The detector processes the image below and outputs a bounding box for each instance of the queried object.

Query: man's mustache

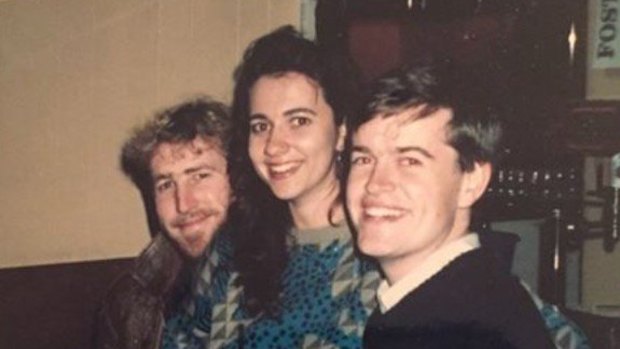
[171,209,220,227]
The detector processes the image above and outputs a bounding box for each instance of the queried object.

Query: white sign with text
[593,0,620,68]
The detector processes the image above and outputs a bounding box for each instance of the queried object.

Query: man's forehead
[353,106,453,145]
[152,136,225,162]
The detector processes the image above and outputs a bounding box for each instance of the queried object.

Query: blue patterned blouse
[162,225,380,349]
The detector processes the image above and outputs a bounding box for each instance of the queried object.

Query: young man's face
[347,106,487,282]
[150,136,231,258]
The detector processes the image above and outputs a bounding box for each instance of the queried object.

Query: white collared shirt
[376,233,481,313]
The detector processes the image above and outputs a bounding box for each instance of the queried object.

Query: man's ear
[336,124,347,152]
[458,162,492,208]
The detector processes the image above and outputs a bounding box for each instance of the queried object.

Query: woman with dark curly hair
[229,25,380,347]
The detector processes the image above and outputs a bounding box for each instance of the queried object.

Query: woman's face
[247,72,345,205]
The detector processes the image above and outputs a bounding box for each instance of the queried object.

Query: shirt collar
[376,233,480,313]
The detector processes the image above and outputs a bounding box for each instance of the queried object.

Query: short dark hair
[349,63,503,172]
[120,96,231,193]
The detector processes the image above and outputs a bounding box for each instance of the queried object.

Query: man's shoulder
[434,247,522,293]
[433,248,534,310]
[365,249,555,349]
[376,249,526,321]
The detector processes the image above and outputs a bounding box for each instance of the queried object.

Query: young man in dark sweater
[345,63,555,349]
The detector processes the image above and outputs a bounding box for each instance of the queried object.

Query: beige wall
[0,0,299,268]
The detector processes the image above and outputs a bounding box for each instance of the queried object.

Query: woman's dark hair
[228,25,360,316]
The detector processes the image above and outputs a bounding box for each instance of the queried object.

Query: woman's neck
[288,175,344,230]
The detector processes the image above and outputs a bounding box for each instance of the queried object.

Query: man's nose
[365,161,396,195]
[174,183,197,213]
[264,126,289,157]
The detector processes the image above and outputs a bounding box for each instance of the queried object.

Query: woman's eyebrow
[249,113,268,121]
[283,107,317,117]
[351,145,371,154]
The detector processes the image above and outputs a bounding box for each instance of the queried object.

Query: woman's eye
[250,121,270,134]
[351,155,371,166]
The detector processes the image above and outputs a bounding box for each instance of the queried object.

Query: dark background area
[0,259,132,349]
[317,0,586,167]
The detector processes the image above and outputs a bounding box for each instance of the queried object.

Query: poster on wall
[592,0,620,69]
